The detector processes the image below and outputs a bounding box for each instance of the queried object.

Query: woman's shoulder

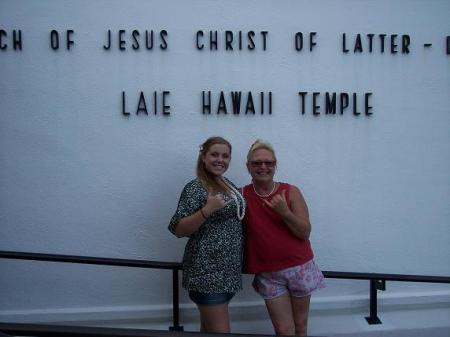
[278,182,291,189]
[279,183,306,204]
[279,182,298,189]
[181,178,205,193]
[241,183,253,192]
[185,178,200,187]
[278,182,302,195]
[223,176,240,189]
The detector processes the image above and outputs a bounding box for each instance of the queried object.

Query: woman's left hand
[264,185,311,240]
[263,189,290,216]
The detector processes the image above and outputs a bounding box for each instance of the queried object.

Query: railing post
[169,268,183,331]
[365,279,382,324]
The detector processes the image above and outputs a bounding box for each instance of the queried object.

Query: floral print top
[169,178,243,293]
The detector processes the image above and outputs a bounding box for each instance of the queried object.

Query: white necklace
[252,182,277,197]
[224,181,246,220]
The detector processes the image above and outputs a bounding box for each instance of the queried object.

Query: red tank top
[243,182,314,273]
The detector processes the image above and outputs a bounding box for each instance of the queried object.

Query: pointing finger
[263,199,272,208]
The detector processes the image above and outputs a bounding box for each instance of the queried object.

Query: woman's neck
[252,180,276,197]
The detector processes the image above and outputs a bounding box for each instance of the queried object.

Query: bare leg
[197,303,231,333]
[291,295,311,336]
[265,292,295,335]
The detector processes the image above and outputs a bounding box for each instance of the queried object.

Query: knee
[294,317,308,336]
[273,322,295,336]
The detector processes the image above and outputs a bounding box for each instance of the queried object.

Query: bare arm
[173,209,208,237]
[263,185,311,240]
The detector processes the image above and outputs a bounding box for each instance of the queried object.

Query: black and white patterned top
[169,178,244,293]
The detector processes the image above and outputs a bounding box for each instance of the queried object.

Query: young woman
[169,136,245,333]
[243,140,325,336]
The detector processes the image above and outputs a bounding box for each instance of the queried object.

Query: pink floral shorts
[253,259,326,299]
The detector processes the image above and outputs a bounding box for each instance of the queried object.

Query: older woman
[169,136,245,333]
[243,140,325,336]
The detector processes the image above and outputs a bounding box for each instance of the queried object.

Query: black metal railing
[0,251,183,331]
[1,250,449,332]
[322,270,450,324]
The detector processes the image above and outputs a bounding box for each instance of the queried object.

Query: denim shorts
[253,259,326,299]
[188,291,235,305]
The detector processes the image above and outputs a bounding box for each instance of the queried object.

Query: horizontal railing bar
[1,250,449,283]
[322,270,450,283]
[0,250,182,270]
[0,322,277,337]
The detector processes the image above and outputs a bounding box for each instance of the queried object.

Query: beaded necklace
[252,182,277,197]
[224,181,246,220]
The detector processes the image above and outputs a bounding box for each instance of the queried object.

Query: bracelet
[200,208,208,219]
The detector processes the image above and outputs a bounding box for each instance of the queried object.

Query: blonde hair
[247,139,277,162]
[197,136,232,193]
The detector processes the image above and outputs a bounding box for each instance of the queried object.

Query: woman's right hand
[203,192,231,217]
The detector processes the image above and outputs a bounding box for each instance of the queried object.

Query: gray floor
[35,302,450,337]
[62,315,450,337]
[331,327,450,337]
